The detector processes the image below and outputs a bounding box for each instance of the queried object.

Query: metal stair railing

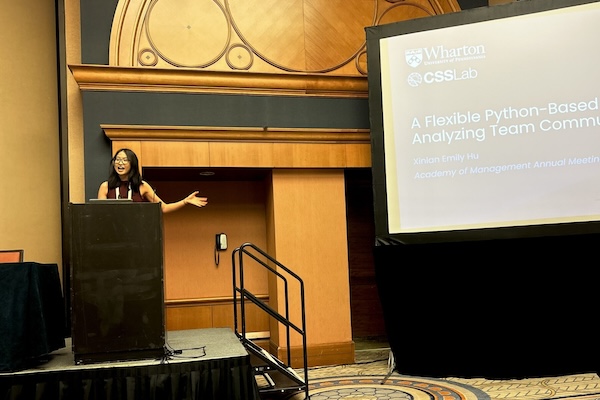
[232,242,309,399]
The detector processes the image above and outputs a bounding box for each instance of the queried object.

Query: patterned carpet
[270,348,600,400]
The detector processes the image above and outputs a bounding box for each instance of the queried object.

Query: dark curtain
[0,357,259,400]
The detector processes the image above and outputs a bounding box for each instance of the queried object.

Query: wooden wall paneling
[104,127,371,167]
[215,301,270,332]
[226,0,307,73]
[301,0,375,74]
[264,174,281,348]
[212,303,235,329]
[141,0,230,69]
[109,0,460,75]
[278,341,355,368]
[209,142,275,167]
[111,141,142,157]
[118,138,371,169]
[162,204,223,299]
[268,169,353,365]
[345,143,372,168]
[71,64,369,97]
[166,298,271,333]
[272,143,347,167]
[158,180,269,300]
[241,302,271,333]
[166,304,213,331]
[141,141,210,167]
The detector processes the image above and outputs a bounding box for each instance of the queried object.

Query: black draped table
[0,262,66,372]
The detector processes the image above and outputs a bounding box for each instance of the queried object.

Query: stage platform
[0,328,260,400]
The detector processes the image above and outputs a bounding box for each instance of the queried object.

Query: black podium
[69,202,166,364]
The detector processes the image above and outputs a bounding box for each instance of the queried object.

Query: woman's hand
[184,191,208,208]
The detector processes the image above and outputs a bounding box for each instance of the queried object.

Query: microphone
[150,185,159,203]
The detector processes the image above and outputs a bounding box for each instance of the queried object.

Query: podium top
[87,199,133,203]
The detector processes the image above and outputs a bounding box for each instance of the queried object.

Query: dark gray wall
[457,0,488,9]
[80,0,118,65]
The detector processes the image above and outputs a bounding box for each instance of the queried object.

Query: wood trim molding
[165,294,269,307]
[274,341,355,368]
[101,125,371,144]
[69,64,368,98]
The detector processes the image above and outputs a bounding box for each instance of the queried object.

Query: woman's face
[113,151,131,180]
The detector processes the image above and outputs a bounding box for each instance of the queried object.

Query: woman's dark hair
[107,148,143,192]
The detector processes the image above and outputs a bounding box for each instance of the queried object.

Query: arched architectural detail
[109,0,460,76]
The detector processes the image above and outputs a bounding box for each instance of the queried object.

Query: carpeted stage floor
[5,328,247,373]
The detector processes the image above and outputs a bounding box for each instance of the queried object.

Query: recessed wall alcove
[103,124,372,366]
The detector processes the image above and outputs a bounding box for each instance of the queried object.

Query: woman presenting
[97,148,208,213]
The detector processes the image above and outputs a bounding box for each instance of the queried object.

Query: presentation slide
[379,1,600,234]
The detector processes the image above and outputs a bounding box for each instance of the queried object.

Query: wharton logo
[406,44,486,67]
[405,49,423,68]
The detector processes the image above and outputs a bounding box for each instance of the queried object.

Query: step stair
[233,243,309,399]
[242,338,306,398]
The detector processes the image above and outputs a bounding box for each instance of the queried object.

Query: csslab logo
[407,68,478,87]
[407,73,422,87]
[405,49,423,68]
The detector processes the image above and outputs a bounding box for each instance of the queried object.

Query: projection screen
[366,0,600,243]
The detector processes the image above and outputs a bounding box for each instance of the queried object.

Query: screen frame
[366,0,600,244]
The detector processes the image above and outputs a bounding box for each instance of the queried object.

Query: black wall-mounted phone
[216,233,227,251]
[214,233,227,266]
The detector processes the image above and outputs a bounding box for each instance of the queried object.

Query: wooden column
[267,169,353,367]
